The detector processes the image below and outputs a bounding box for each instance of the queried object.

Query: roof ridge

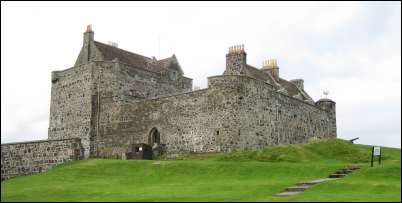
[94,41,152,60]
[157,56,174,62]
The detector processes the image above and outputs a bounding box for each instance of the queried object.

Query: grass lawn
[1,139,400,202]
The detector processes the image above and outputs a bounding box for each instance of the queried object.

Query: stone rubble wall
[48,63,94,158]
[48,61,192,157]
[94,85,233,157]
[93,75,336,157]
[234,75,336,149]
[1,138,83,181]
[89,61,192,156]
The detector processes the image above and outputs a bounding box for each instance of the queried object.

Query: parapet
[51,71,61,83]
[316,98,336,113]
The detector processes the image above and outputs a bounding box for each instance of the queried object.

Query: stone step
[276,167,360,197]
[285,185,310,192]
[296,178,333,186]
[347,165,360,170]
[276,191,301,196]
[335,169,353,174]
[329,173,347,178]
[295,182,318,186]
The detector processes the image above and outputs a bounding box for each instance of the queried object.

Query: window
[170,71,177,80]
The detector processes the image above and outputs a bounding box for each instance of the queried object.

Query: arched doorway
[148,127,160,147]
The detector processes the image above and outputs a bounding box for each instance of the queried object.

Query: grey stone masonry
[94,74,335,157]
[1,138,83,181]
[1,26,337,179]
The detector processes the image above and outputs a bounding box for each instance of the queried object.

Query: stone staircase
[276,165,360,196]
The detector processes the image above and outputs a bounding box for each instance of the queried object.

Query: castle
[1,25,336,180]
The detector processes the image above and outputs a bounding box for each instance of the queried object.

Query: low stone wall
[1,138,83,181]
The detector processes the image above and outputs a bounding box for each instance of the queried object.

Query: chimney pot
[86,24,92,32]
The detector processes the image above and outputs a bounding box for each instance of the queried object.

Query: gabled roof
[94,41,180,73]
[278,78,303,98]
[243,63,314,102]
[245,65,281,89]
[157,54,183,74]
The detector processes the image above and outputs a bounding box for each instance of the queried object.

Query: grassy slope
[1,139,400,202]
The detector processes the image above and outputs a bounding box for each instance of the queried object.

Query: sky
[1,1,401,148]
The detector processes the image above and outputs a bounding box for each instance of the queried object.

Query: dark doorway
[148,127,160,147]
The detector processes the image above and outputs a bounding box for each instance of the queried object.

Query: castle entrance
[148,127,160,147]
[148,127,162,158]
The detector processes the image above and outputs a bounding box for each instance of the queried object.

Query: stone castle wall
[91,61,192,157]
[225,75,336,149]
[49,63,94,158]
[48,60,192,157]
[1,138,83,181]
[92,75,336,157]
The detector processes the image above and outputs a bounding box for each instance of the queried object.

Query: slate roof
[245,65,280,87]
[244,63,313,102]
[93,40,312,102]
[157,55,183,74]
[94,41,179,73]
[245,65,271,81]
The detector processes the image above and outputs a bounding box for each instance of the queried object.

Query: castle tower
[49,25,97,159]
[224,44,247,75]
[316,98,337,137]
[315,98,336,114]
[261,59,279,80]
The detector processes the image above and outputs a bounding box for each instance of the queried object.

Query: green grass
[1,139,400,202]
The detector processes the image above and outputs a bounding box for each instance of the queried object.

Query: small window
[216,130,219,135]
[170,71,178,80]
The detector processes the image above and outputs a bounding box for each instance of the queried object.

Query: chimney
[224,44,247,75]
[74,24,97,66]
[83,25,94,61]
[261,58,279,80]
[84,25,94,45]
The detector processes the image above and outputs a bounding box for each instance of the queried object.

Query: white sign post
[371,146,381,167]
[373,147,381,156]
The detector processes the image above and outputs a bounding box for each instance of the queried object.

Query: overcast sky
[1,1,401,148]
